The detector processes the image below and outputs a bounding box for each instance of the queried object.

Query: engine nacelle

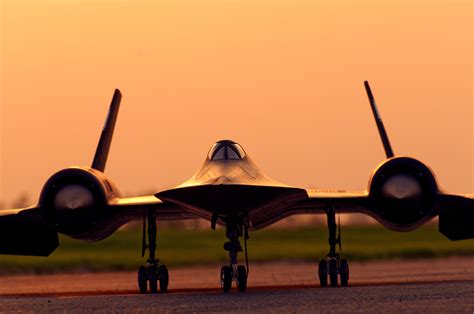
[368,157,439,230]
[39,167,121,237]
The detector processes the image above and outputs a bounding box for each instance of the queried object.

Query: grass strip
[0,224,472,274]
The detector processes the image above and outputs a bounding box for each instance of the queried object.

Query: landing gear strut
[318,208,349,287]
[219,216,249,292]
[137,211,169,293]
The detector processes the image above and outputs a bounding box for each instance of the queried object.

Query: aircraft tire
[220,266,232,292]
[339,259,349,287]
[329,259,338,287]
[138,266,148,294]
[158,265,169,293]
[318,259,328,287]
[236,265,247,292]
[149,265,158,293]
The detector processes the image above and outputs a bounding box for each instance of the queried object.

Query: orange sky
[0,0,472,207]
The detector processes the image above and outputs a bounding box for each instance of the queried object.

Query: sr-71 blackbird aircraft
[0,81,473,293]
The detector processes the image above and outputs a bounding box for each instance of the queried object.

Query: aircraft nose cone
[53,185,95,209]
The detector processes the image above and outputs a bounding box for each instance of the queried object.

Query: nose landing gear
[137,211,169,294]
[317,208,350,287]
[218,217,249,292]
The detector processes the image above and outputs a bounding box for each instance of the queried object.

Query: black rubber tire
[329,259,338,287]
[158,265,169,293]
[149,265,158,293]
[318,260,328,287]
[138,266,148,294]
[220,266,232,292]
[339,259,349,287]
[236,265,247,292]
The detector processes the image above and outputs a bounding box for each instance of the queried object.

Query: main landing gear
[217,216,249,292]
[318,208,350,287]
[137,211,169,294]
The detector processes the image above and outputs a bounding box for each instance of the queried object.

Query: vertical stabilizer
[364,81,395,158]
[92,89,122,172]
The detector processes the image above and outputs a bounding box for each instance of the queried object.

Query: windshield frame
[208,141,246,161]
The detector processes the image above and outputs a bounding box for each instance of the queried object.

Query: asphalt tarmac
[0,257,473,313]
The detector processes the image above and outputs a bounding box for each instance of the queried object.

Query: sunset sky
[0,0,472,207]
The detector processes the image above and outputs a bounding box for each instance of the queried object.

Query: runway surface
[0,257,473,312]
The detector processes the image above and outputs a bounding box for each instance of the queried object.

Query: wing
[248,189,370,229]
[251,188,474,242]
[90,196,198,241]
[437,193,474,241]
[0,195,197,255]
[0,206,59,256]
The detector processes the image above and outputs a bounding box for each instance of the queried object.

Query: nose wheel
[137,211,169,294]
[220,266,233,292]
[236,265,248,292]
[220,264,248,292]
[217,216,249,292]
[317,208,350,287]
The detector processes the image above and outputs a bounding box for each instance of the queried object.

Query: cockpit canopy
[208,140,246,161]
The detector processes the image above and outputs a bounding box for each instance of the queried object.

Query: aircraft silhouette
[0,81,472,293]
